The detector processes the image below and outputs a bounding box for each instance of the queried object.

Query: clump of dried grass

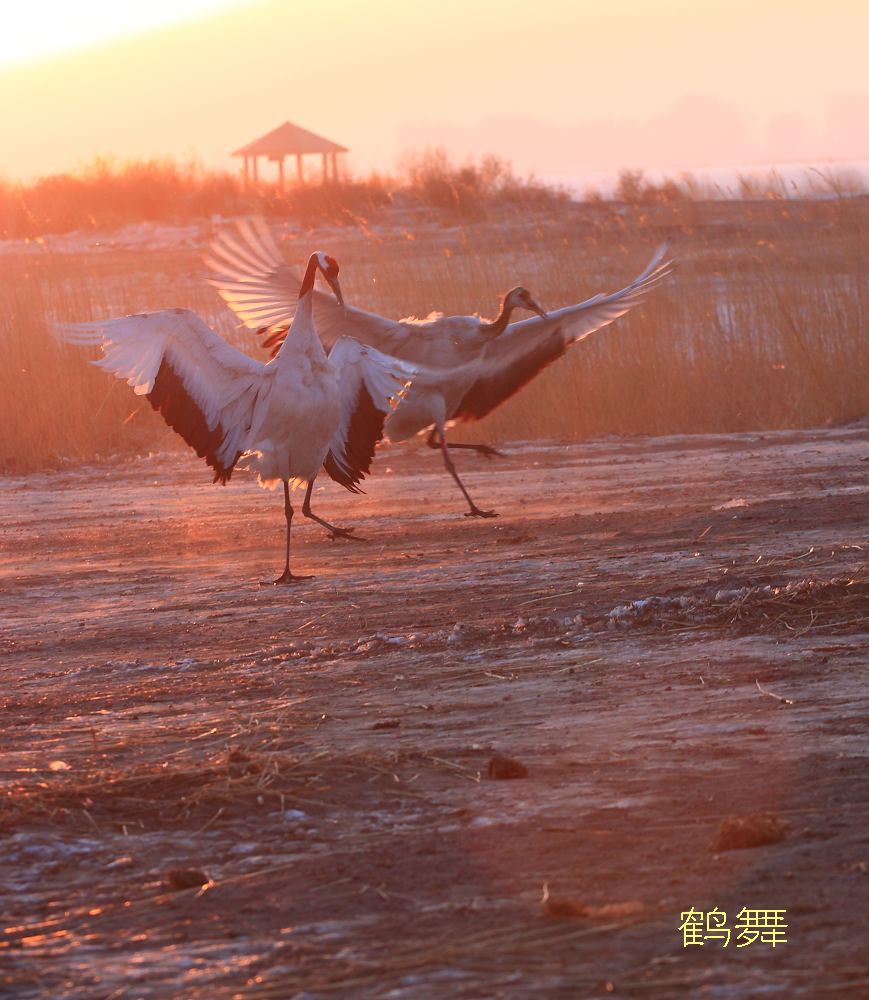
[0,157,250,238]
[0,738,438,835]
[607,571,868,635]
[711,574,869,634]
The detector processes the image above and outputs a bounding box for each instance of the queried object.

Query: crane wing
[206,218,398,351]
[452,246,674,421]
[205,217,304,332]
[322,337,417,491]
[56,308,270,482]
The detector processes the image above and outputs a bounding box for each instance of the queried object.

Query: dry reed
[1,162,867,473]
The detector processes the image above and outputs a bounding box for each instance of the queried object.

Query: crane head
[506,286,547,319]
[315,251,344,308]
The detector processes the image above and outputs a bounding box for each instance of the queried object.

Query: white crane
[207,221,674,517]
[56,252,415,583]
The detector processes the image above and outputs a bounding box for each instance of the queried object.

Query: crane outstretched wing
[205,217,303,332]
[323,337,417,491]
[207,218,398,351]
[56,308,270,481]
[452,246,674,421]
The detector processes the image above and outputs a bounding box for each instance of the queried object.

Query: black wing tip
[148,357,239,483]
[324,383,388,491]
[322,450,368,492]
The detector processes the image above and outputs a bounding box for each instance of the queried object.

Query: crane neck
[480,300,514,338]
[273,255,324,361]
[298,253,321,300]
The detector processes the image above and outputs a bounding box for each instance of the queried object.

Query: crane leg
[301,480,365,542]
[435,430,498,518]
[426,426,503,458]
[273,481,313,584]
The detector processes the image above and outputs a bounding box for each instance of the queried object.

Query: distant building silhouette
[232,121,348,187]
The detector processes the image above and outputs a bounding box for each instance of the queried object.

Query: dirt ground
[1,424,867,999]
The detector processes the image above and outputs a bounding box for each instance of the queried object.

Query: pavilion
[231,121,348,187]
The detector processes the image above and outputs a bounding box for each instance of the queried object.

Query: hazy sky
[2,0,868,183]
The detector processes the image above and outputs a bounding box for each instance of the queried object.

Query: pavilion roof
[231,121,348,160]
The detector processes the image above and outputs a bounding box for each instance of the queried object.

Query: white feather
[325,337,416,482]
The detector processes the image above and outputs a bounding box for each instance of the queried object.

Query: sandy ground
[1,424,868,999]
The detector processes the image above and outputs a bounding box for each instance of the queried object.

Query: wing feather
[205,218,304,331]
[206,220,402,351]
[56,308,269,481]
[322,337,416,490]
[452,247,674,421]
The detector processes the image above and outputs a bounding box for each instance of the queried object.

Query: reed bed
[0,151,565,239]
[1,176,867,473]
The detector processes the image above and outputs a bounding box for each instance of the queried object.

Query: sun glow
[0,0,251,68]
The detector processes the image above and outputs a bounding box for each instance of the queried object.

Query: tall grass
[0,150,567,239]
[1,158,867,473]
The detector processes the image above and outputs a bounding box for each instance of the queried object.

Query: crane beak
[529,297,547,319]
[325,273,345,309]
